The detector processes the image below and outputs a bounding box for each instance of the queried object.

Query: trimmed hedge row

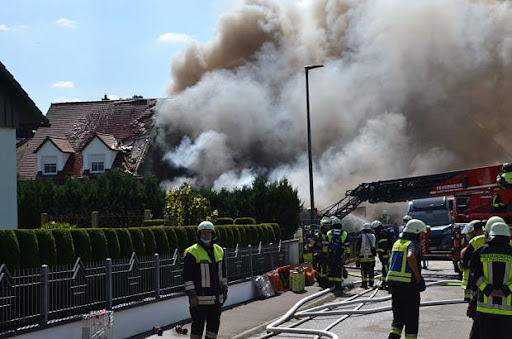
[0,223,282,271]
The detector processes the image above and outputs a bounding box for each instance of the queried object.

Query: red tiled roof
[18,98,156,178]
[33,136,75,154]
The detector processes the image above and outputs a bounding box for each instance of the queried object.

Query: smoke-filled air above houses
[154,0,512,209]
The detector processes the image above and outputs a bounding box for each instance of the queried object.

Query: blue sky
[0,0,230,113]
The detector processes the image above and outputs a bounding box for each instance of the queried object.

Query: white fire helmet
[485,216,505,236]
[371,220,382,229]
[198,221,215,233]
[320,217,332,226]
[331,216,342,226]
[488,222,510,237]
[403,219,427,234]
[362,223,372,230]
[403,215,413,223]
[461,220,481,235]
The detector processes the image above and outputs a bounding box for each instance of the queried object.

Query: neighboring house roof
[0,61,49,133]
[18,98,156,178]
[33,136,75,154]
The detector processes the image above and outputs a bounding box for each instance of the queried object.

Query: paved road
[250,261,472,339]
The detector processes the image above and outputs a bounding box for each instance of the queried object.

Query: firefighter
[327,217,349,290]
[372,220,391,290]
[492,191,506,213]
[313,217,331,288]
[387,219,427,339]
[470,222,512,338]
[497,162,512,189]
[459,220,486,301]
[356,223,377,289]
[183,221,228,339]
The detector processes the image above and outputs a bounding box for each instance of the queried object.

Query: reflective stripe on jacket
[183,242,227,305]
[461,235,486,299]
[387,239,414,283]
[357,232,376,262]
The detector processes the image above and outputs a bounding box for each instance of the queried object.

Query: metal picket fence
[0,241,292,335]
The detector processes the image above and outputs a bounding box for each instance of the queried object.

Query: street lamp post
[304,64,323,225]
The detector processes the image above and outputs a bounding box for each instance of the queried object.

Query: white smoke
[155,0,512,212]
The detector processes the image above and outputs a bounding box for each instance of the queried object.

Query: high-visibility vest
[501,172,512,184]
[314,232,330,253]
[327,229,348,256]
[475,251,512,316]
[184,243,226,305]
[461,235,486,300]
[386,239,414,283]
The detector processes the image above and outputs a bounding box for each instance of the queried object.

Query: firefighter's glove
[419,278,426,292]
[467,300,476,318]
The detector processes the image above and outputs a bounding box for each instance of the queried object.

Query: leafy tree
[163,183,215,226]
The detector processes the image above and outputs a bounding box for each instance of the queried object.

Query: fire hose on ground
[265,279,464,339]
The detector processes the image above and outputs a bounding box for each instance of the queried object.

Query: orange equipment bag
[266,270,285,292]
[300,264,316,286]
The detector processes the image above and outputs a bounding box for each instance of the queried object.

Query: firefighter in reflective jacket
[459,220,486,302]
[470,222,512,338]
[387,219,427,339]
[372,220,391,290]
[183,221,227,339]
[327,217,348,290]
[356,223,376,289]
[497,163,512,189]
[313,217,331,288]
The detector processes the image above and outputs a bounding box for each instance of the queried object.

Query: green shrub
[115,229,133,258]
[270,223,282,240]
[141,228,157,256]
[52,230,75,265]
[183,226,197,247]
[103,229,121,259]
[239,226,248,247]
[151,227,170,254]
[86,230,109,261]
[173,227,188,254]
[0,230,20,271]
[235,217,256,225]
[164,227,178,253]
[214,217,234,225]
[127,229,146,257]
[231,227,241,247]
[214,226,226,247]
[247,226,259,245]
[70,230,92,263]
[141,219,166,227]
[41,222,76,230]
[259,225,269,244]
[267,225,277,244]
[34,230,57,266]
[225,227,235,248]
[15,230,40,268]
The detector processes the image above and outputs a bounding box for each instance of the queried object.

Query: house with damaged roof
[17,97,157,180]
[1,61,49,229]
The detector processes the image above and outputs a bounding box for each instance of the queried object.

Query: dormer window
[89,154,105,173]
[42,156,58,175]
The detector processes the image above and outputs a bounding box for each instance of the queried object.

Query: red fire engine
[321,163,512,273]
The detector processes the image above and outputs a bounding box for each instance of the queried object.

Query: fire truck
[321,163,512,273]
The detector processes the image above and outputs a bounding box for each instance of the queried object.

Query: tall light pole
[304,64,323,225]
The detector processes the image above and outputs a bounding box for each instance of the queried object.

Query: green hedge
[239,226,248,247]
[151,227,170,254]
[0,230,20,271]
[164,227,178,252]
[173,227,188,254]
[235,217,256,225]
[141,228,157,256]
[116,229,134,258]
[231,227,241,247]
[87,229,109,261]
[15,230,40,268]
[183,226,197,246]
[70,229,93,263]
[128,229,146,257]
[141,219,166,227]
[270,223,282,240]
[52,230,75,265]
[215,226,226,247]
[34,230,57,266]
[104,229,121,259]
[214,217,234,225]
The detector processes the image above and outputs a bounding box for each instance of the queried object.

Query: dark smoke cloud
[155,0,512,211]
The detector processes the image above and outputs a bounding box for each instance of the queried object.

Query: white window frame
[89,154,106,173]
[42,156,58,175]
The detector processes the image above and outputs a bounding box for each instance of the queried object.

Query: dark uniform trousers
[476,315,512,339]
[389,284,420,339]
[360,261,375,288]
[190,304,222,339]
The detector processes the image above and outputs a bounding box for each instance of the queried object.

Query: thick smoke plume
[155,0,512,212]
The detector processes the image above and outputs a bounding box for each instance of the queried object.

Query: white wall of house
[82,138,117,173]
[0,127,17,229]
[36,142,70,174]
